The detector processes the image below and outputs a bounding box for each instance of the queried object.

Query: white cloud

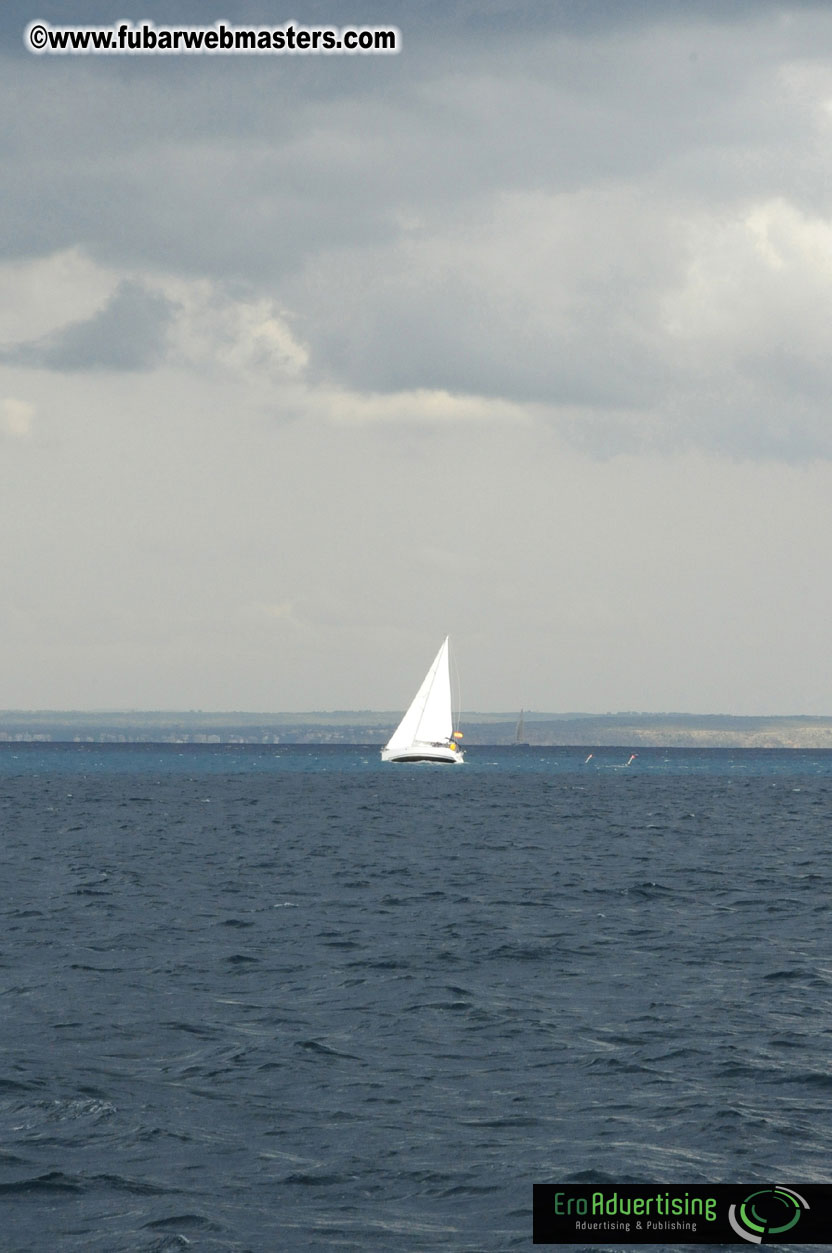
[162,279,309,378]
[320,386,531,426]
[0,396,34,437]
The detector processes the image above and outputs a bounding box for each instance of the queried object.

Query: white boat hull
[381,743,464,765]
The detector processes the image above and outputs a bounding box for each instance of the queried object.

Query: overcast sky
[2,1,832,714]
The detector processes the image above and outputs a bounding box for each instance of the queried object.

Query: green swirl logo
[728,1187,809,1243]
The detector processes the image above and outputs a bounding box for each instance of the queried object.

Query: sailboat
[381,636,464,764]
[513,709,529,747]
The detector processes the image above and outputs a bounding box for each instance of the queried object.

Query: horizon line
[2,709,832,721]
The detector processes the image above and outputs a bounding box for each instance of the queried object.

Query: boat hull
[381,744,464,765]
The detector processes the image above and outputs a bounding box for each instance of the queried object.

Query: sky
[2,0,832,715]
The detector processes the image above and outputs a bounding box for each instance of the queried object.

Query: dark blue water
[1,745,831,1251]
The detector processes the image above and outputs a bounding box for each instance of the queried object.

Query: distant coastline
[2,710,832,749]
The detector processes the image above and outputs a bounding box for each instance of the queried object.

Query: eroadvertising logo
[533,1183,832,1244]
[727,1188,810,1244]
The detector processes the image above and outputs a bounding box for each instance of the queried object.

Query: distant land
[2,710,832,748]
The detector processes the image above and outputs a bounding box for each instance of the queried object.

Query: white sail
[382,637,463,764]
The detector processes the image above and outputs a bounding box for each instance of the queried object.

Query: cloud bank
[3,3,832,456]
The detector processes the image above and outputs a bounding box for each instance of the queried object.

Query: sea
[1,743,830,1252]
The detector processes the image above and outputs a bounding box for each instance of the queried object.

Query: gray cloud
[2,4,818,272]
[3,1,832,456]
[3,280,176,371]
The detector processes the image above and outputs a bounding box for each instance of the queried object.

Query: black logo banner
[533,1183,832,1244]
